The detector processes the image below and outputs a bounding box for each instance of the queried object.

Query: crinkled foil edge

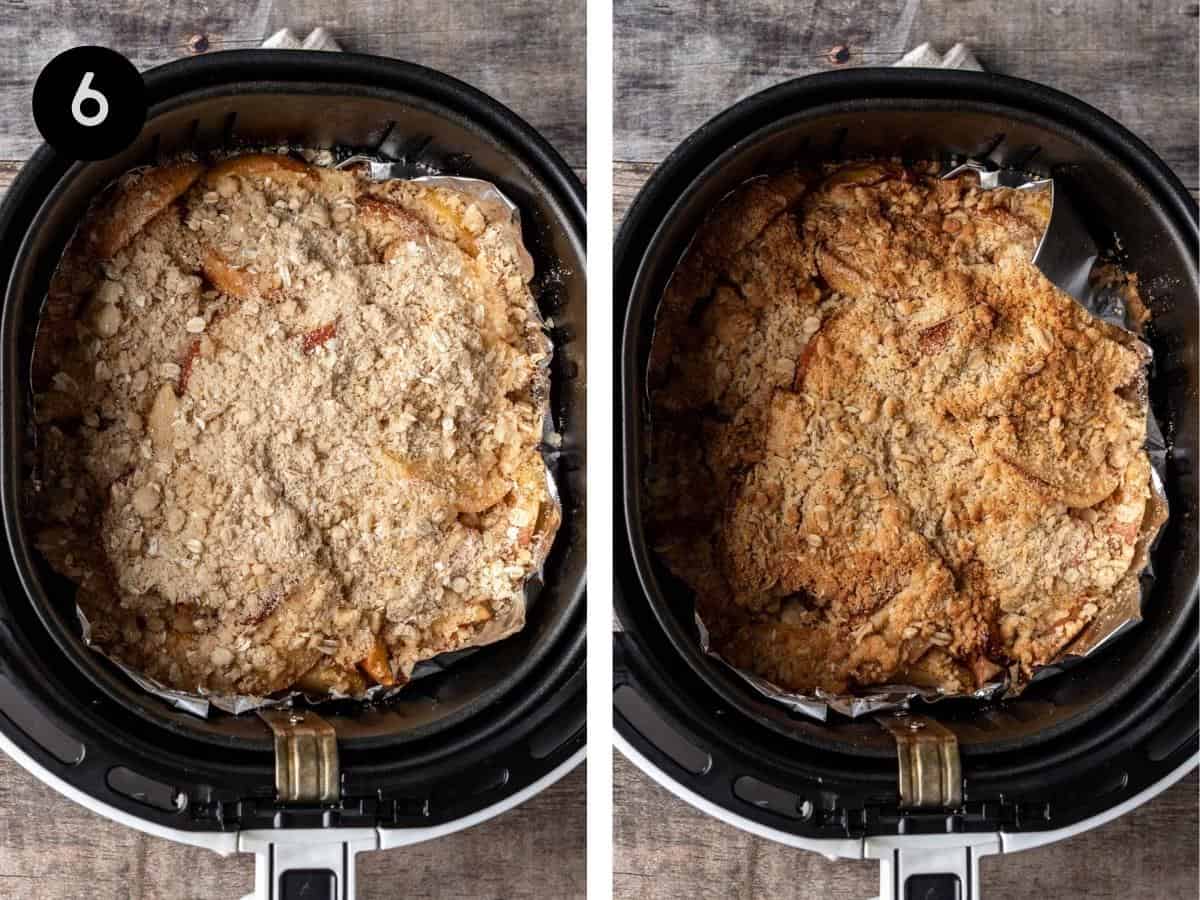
[70,154,562,717]
[692,167,1170,722]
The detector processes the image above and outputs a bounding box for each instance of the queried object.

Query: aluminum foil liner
[692,164,1170,722]
[69,151,562,718]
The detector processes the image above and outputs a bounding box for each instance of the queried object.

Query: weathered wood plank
[615,0,1198,189]
[0,161,21,196]
[0,0,585,167]
[615,755,1199,900]
[0,753,584,899]
[614,160,655,223]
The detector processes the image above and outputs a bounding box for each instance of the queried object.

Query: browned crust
[646,162,1158,697]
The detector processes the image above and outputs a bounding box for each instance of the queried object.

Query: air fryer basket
[0,51,584,833]
[616,69,1196,836]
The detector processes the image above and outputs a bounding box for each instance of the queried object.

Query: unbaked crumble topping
[30,153,558,697]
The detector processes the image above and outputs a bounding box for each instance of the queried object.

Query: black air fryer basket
[615,69,1196,898]
[0,51,585,897]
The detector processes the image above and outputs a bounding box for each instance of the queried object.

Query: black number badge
[32,46,146,161]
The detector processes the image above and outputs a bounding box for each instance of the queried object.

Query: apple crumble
[30,153,558,697]
[646,162,1161,696]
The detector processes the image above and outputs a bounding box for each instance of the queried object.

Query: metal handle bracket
[878,714,962,809]
[260,709,340,804]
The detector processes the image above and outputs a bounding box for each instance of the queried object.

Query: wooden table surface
[613,1,1198,898]
[0,2,584,898]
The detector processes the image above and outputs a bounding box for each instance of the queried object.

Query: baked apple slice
[87,162,205,259]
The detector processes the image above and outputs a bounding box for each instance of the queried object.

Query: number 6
[71,72,109,127]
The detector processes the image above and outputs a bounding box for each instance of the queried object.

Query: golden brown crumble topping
[646,161,1159,696]
[30,153,558,697]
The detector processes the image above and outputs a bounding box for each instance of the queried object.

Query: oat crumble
[30,153,558,697]
[647,161,1161,696]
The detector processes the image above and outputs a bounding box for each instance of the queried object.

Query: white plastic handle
[239,829,379,900]
[865,833,1001,900]
[70,71,109,127]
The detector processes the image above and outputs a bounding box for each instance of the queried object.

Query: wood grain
[615,0,1198,190]
[615,755,1199,900]
[613,160,655,222]
[0,0,585,168]
[0,753,585,899]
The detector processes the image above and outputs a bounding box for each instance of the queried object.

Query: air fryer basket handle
[239,830,379,900]
[865,834,1001,900]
